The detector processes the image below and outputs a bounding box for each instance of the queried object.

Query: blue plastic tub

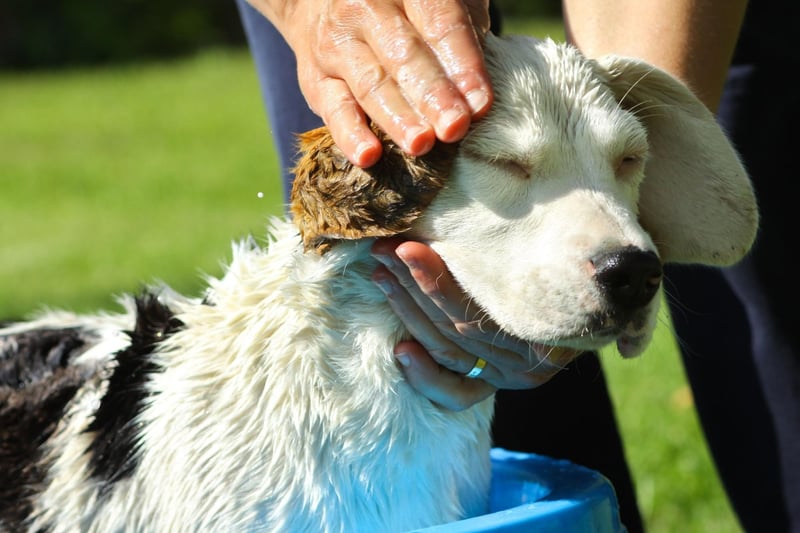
[413,448,627,533]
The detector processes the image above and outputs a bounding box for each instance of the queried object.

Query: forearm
[562,0,748,111]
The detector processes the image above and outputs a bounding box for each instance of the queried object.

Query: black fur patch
[0,327,88,388]
[86,293,182,492]
[0,327,94,528]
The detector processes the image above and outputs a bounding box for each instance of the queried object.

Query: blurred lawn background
[0,10,741,533]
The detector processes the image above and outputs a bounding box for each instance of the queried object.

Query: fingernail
[354,141,379,167]
[373,277,395,296]
[395,352,411,367]
[465,89,489,115]
[394,248,419,271]
[437,108,468,140]
[405,126,434,155]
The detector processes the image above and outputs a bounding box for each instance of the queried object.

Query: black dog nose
[592,246,663,311]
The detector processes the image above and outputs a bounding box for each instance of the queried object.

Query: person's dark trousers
[666,62,800,533]
[235,2,645,532]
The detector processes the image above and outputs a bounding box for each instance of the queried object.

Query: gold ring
[465,357,487,379]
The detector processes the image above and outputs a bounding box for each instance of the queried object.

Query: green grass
[0,23,741,533]
[0,50,282,316]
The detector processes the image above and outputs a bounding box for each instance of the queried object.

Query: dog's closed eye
[615,153,646,181]
[495,158,531,180]
[461,146,532,180]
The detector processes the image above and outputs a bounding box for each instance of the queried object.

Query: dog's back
[1,221,493,532]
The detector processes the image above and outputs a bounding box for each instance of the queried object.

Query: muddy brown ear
[290,126,457,254]
[596,55,759,266]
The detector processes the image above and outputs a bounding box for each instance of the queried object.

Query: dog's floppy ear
[290,126,457,254]
[596,56,759,266]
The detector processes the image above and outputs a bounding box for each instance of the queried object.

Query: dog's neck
[177,218,490,438]
[147,218,494,530]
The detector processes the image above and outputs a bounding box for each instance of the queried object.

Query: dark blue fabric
[666,59,800,532]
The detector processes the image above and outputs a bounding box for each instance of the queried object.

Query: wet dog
[0,34,757,532]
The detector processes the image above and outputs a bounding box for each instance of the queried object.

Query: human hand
[371,238,581,411]
[249,0,494,167]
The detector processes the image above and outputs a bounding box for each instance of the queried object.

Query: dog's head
[290,34,758,358]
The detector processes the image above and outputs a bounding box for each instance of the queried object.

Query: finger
[372,263,469,371]
[392,241,529,353]
[395,340,564,409]
[361,11,472,142]
[372,247,499,371]
[311,1,440,156]
[331,41,439,157]
[296,63,384,167]
[298,7,436,164]
[532,343,583,370]
[405,0,494,118]
[372,239,460,328]
[394,340,496,411]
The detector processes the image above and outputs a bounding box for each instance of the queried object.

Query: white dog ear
[290,127,456,254]
[596,55,759,266]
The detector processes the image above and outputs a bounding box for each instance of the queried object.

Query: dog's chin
[553,309,657,358]
[614,334,650,358]
[536,327,653,360]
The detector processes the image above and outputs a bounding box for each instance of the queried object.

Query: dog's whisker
[528,343,570,373]
[657,282,702,359]
[635,104,672,116]
[622,99,652,114]
[461,295,477,324]
[614,66,656,110]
